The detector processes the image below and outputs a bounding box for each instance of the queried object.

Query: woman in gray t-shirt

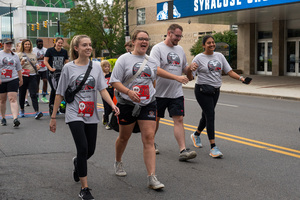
[190,35,251,158]
[0,38,23,127]
[49,35,119,200]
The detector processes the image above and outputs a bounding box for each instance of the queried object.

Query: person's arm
[17,70,23,87]
[100,89,120,115]
[44,57,55,72]
[227,70,245,82]
[157,67,189,84]
[111,82,141,103]
[49,94,64,133]
[184,65,195,81]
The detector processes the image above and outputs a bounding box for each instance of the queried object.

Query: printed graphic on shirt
[3,57,15,66]
[53,56,64,70]
[132,63,152,79]
[167,52,181,66]
[208,59,222,73]
[75,74,96,90]
[36,50,46,67]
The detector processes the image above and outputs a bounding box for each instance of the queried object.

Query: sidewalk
[183,75,300,101]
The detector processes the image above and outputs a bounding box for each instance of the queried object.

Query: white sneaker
[114,161,127,176]
[147,174,164,190]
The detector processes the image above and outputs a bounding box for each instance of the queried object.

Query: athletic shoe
[72,157,80,182]
[35,112,43,119]
[102,114,107,125]
[209,146,223,158]
[1,118,7,126]
[25,100,30,107]
[105,125,111,130]
[19,110,25,118]
[13,118,20,127]
[78,187,94,200]
[154,143,159,154]
[41,97,49,103]
[37,97,39,102]
[114,161,127,176]
[147,174,165,190]
[179,148,197,161]
[190,132,203,148]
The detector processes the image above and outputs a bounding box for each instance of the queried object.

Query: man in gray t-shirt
[150,24,197,161]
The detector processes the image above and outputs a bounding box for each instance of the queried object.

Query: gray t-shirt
[0,51,22,82]
[109,53,157,106]
[150,42,188,98]
[56,61,107,124]
[192,52,232,88]
[33,47,47,72]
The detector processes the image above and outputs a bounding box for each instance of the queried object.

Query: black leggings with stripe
[68,121,98,177]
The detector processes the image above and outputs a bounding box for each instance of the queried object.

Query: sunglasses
[136,37,151,41]
[171,32,183,38]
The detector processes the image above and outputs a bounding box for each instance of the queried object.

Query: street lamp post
[125,0,130,42]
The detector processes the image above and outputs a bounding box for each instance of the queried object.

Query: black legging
[68,121,98,177]
[47,72,56,107]
[194,84,220,140]
[102,89,114,123]
[19,75,39,111]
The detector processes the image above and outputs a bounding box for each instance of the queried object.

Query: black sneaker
[13,118,20,127]
[1,118,7,126]
[79,187,94,200]
[72,157,80,182]
[25,100,30,107]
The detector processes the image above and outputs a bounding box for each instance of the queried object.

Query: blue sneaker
[35,112,43,119]
[209,146,223,158]
[190,132,202,148]
[19,110,25,118]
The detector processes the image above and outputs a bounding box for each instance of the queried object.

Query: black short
[0,78,19,93]
[37,71,47,80]
[117,101,157,125]
[156,96,185,118]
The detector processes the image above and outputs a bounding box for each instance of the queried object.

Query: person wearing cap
[0,38,23,127]
[33,39,49,103]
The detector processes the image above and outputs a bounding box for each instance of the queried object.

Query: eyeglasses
[171,32,183,38]
[136,37,151,41]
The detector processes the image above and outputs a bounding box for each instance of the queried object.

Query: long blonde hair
[69,35,91,60]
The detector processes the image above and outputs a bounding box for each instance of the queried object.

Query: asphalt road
[0,89,299,200]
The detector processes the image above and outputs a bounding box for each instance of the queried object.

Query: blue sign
[158,0,300,19]
[157,1,182,20]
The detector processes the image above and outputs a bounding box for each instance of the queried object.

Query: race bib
[22,69,30,77]
[1,69,12,78]
[132,85,150,100]
[78,101,94,117]
[39,61,46,68]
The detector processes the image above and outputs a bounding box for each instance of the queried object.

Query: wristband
[51,117,56,119]
[239,76,244,81]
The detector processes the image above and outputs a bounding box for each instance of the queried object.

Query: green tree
[63,0,129,58]
[190,30,237,68]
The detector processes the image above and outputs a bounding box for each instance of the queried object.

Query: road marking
[184,98,238,108]
[160,118,300,159]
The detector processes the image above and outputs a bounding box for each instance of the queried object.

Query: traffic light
[43,20,47,28]
[53,38,56,44]
[37,22,40,30]
[31,24,34,31]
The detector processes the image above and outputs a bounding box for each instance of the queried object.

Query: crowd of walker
[0,24,251,200]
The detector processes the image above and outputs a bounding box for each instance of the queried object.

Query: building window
[26,0,74,8]
[137,8,145,25]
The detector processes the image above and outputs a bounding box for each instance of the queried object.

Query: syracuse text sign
[157,0,300,20]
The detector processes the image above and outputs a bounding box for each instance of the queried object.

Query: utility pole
[10,3,12,40]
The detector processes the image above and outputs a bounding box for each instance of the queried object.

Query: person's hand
[127,90,141,103]
[19,79,23,87]
[176,76,189,85]
[20,59,25,66]
[112,105,120,116]
[36,64,40,71]
[49,119,56,133]
[49,67,56,72]
[190,62,199,71]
